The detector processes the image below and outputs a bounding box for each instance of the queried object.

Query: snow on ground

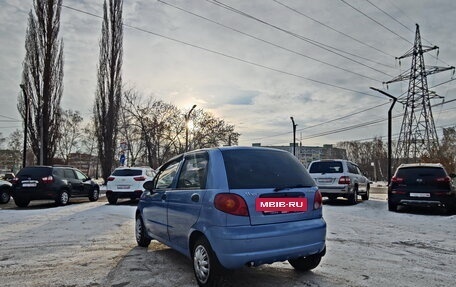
[0,194,454,287]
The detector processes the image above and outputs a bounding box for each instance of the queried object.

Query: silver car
[308,159,370,204]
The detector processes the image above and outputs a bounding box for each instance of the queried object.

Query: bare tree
[18,0,64,165]
[57,109,83,164]
[94,0,123,182]
[191,110,240,149]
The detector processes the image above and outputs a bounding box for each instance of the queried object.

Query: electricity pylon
[384,24,454,163]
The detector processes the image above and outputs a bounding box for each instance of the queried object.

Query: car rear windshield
[16,167,52,178]
[309,161,344,174]
[112,169,143,176]
[222,149,315,189]
[396,167,447,184]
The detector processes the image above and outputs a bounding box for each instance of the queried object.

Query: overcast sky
[1,0,455,147]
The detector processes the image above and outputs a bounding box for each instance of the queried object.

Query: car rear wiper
[273,184,310,192]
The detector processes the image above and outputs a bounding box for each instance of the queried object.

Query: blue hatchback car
[135,147,326,286]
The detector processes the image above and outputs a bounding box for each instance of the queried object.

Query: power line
[339,0,413,45]
[207,0,394,77]
[158,0,382,82]
[0,115,21,121]
[60,3,383,99]
[272,0,396,59]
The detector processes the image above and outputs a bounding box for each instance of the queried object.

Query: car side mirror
[143,180,155,191]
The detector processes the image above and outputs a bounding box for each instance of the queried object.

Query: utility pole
[290,117,297,156]
[384,24,454,163]
[185,105,197,152]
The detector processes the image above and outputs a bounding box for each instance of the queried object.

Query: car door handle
[191,193,199,202]
[161,194,167,201]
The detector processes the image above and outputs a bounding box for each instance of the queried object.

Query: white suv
[308,159,370,204]
[106,167,155,204]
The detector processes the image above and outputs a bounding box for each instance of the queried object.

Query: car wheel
[135,216,151,247]
[56,190,70,206]
[288,252,323,271]
[192,237,225,287]
[14,198,30,208]
[107,195,117,205]
[361,186,370,201]
[89,188,99,202]
[348,188,358,205]
[388,200,397,212]
[0,190,10,204]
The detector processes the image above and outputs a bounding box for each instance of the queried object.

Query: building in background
[252,143,347,168]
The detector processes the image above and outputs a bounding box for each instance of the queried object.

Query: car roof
[397,163,444,168]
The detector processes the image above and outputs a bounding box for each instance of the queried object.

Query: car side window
[347,163,358,174]
[64,169,76,179]
[53,169,64,177]
[176,152,209,189]
[75,170,87,181]
[155,160,181,189]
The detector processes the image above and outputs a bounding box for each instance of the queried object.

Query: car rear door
[166,152,208,251]
[308,161,344,186]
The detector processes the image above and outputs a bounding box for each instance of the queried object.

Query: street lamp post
[20,84,28,168]
[370,87,397,185]
[185,105,197,152]
[290,117,297,156]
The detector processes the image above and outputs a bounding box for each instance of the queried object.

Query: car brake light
[391,176,404,183]
[314,190,322,210]
[134,176,147,181]
[338,176,350,184]
[107,177,115,181]
[391,190,406,194]
[11,177,19,184]
[42,176,54,184]
[436,176,451,183]
[214,193,249,216]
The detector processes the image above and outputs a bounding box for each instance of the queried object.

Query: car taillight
[391,176,404,183]
[107,177,115,181]
[436,176,451,183]
[134,176,147,181]
[214,193,249,216]
[314,190,322,210]
[11,177,19,184]
[42,176,54,184]
[338,176,350,184]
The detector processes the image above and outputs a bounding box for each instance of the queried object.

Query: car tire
[388,200,397,212]
[348,187,358,205]
[192,237,226,287]
[14,198,30,208]
[288,252,323,271]
[361,185,370,201]
[89,188,99,202]
[56,190,70,206]
[107,195,117,205]
[0,190,10,204]
[135,216,151,247]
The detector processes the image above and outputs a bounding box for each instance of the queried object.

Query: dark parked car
[0,179,12,204]
[388,163,456,213]
[11,166,100,207]
[135,147,326,287]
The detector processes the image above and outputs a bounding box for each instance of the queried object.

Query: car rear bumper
[319,185,351,196]
[11,188,59,200]
[106,190,143,199]
[389,193,456,208]
[205,218,326,269]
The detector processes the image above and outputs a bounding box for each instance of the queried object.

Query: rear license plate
[117,185,130,189]
[22,183,37,187]
[410,193,430,197]
[318,178,332,183]
[255,198,307,213]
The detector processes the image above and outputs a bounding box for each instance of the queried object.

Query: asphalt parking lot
[0,190,455,287]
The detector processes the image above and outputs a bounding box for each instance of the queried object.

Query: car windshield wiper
[273,184,309,192]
